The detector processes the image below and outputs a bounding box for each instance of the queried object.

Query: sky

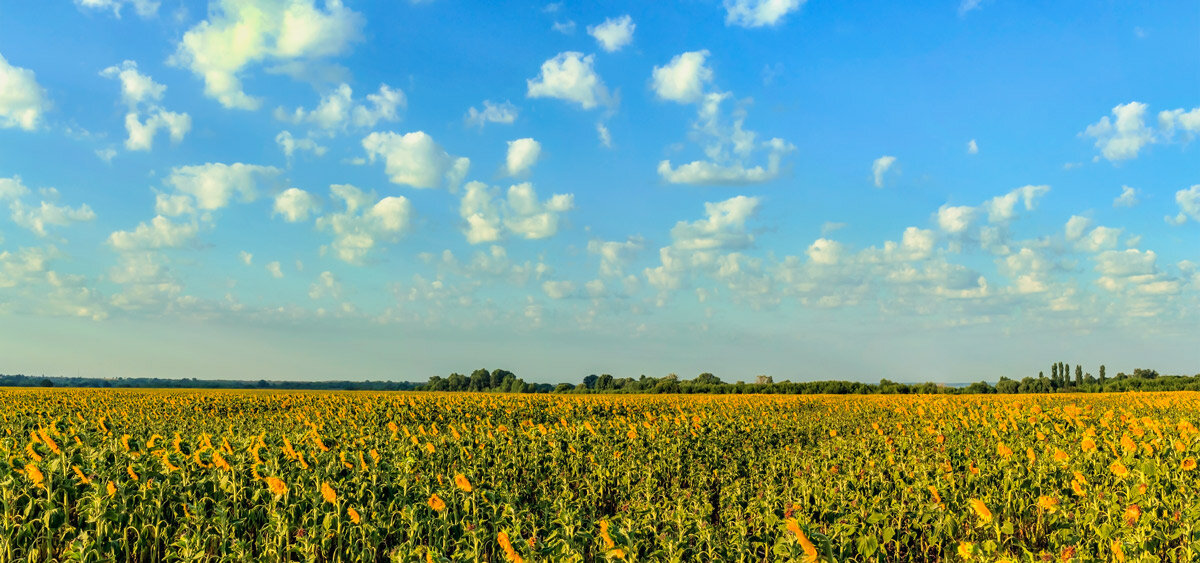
[0,0,1197,384]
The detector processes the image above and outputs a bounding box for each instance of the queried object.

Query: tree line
[2,364,1197,394]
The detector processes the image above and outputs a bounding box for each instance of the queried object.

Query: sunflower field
[1,388,1198,562]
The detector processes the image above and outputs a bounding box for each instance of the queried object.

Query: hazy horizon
[1,1,1196,384]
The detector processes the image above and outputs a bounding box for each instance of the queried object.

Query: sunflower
[266,477,287,497]
[428,493,446,512]
[454,473,473,492]
[968,499,992,524]
[321,482,337,505]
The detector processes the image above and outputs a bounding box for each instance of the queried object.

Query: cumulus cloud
[0,52,51,131]
[361,131,470,189]
[108,215,199,250]
[154,193,194,217]
[458,181,573,243]
[872,155,897,188]
[588,237,643,277]
[1168,185,1200,225]
[101,61,191,151]
[958,0,983,16]
[505,138,541,177]
[542,280,577,299]
[75,0,158,18]
[1083,102,1154,161]
[937,205,975,234]
[1094,249,1157,277]
[983,184,1049,224]
[465,100,517,129]
[276,130,327,158]
[1157,107,1200,140]
[170,0,365,110]
[587,15,635,52]
[10,200,97,237]
[100,60,165,107]
[1064,215,1091,241]
[724,0,806,28]
[164,163,282,210]
[276,83,403,131]
[123,109,191,151]
[806,238,842,265]
[239,251,253,265]
[658,94,794,185]
[315,184,412,263]
[596,122,612,147]
[1113,185,1140,208]
[266,261,284,278]
[273,187,319,222]
[669,195,759,251]
[651,50,713,104]
[967,139,978,154]
[526,52,611,110]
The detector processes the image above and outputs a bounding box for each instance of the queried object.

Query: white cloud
[124,109,191,151]
[1168,185,1200,225]
[724,0,806,28]
[587,15,635,53]
[651,51,712,104]
[504,183,574,239]
[983,184,1049,224]
[937,205,975,234]
[459,182,503,244]
[1157,107,1200,140]
[458,181,574,243]
[170,0,365,110]
[0,52,51,131]
[100,61,165,107]
[1064,215,1091,241]
[1078,226,1122,252]
[526,52,610,110]
[108,216,199,250]
[542,280,577,299]
[239,251,253,265]
[670,195,759,251]
[551,20,576,34]
[266,261,284,278]
[958,0,983,16]
[1094,249,1157,277]
[658,94,793,185]
[505,138,541,177]
[596,122,612,147]
[967,139,978,154]
[1113,185,1140,208]
[102,61,191,151]
[315,184,412,263]
[1083,102,1154,161]
[276,130,327,158]
[465,100,517,129]
[588,237,643,277]
[0,176,31,201]
[75,0,158,18]
[165,163,282,210]
[273,187,319,222]
[806,238,842,265]
[277,83,404,131]
[154,193,194,217]
[308,270,341,299]
[361,131,470,189]
[10,200,97,237]
[872,155,897,188]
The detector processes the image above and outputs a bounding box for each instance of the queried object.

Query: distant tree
[40,378,54,387]
[1099,365,1107,384]
[257,379,269,388]
[755,375,773,385]
[996,377,1019,394]
[553,383,573,393]
[582,374,599,390]
[1051,363,1058,382]
[597,374,614,390]
[694,372,722,386]
[1075,365,1083,387]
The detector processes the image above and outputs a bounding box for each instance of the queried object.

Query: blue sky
[0,0,1197,383]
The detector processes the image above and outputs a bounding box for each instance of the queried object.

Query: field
[1,389,1198,562]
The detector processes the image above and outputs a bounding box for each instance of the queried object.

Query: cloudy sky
[0,0,1196,383]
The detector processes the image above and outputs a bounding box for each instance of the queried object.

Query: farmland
[1,389,1198,561]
